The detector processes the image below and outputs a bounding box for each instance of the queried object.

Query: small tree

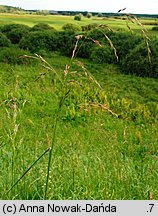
[87,12,92,18]
[62,23,81,32]
[74,14,82,21]
[97,13,103,17]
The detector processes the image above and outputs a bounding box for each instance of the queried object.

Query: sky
[0,0,158,14]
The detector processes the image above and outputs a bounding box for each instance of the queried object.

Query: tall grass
[0,53,158,199]
[1,13,158,200]
[5,32,112,198]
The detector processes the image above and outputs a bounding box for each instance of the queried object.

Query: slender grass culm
[6,34,114,199]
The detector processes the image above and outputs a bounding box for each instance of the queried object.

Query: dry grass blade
[126,22,134,33]
[103,33,119,61]
[71,39,79,60]
[148,191,153,200]
[18,55,38,60]
[77,60,102,88]
[87,37,102,47]
[90,103,118,117]
[145,40,151,62]
[21,53,64,83]
[118,10,151,62]
[71,35,83,59]
[98,24,113,32]
[64,64,71,77]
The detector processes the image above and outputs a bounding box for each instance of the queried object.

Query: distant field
[0,13,158,33]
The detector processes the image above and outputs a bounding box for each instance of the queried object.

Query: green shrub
[97,13,103,17]
[76,28,114,59]
[1,24,30,34]
[19,30,59,53]
[62,23,81,32]
[1,23,31,44]
[110,32,143,62]
[0,32,11,47]
[0,47,32,64]
[87,12,92,18]
[152,26,158,31]
[81,23,99,31]
[87,28,114,41]
[57,30,76,56]
[31,23,55,31]
[90,45,117,64]
[74,14,82,21]
[76,39,94,58]
[6,27,30,44]
[121,38,158,78]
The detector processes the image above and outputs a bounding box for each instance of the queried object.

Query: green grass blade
[6,148,49,195]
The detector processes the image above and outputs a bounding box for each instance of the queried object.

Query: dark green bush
[1,23,31,44]
[57,30,76,56]
[1,24,30,34]
[90,45,117,64]
[76,39,94,58]
[0,32,11,47]
[0,47,32,64]
[19,30,59,53]
[76,28,113,59]
[87,28,114,41]
[74,14,82,21]
[97,13,103,17]
[121,38,158,78]
[81,23,99,31]
[87,12,92,18]
[31,23,55,31]
[6,27,30,44]
[62,23,81,32]
[110,32,143,62]
[152,26,158,31]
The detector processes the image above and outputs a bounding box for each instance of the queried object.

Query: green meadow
[0,13,158,200]
[0,12,158,31]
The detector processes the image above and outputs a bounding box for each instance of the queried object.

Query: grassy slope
[0,53,158,199]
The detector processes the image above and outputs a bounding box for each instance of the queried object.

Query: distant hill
[0,5,24,13]
[0,5,158,18]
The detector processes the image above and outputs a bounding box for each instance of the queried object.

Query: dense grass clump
[0,47,32,64]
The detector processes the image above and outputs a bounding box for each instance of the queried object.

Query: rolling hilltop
[0,5,24,13]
